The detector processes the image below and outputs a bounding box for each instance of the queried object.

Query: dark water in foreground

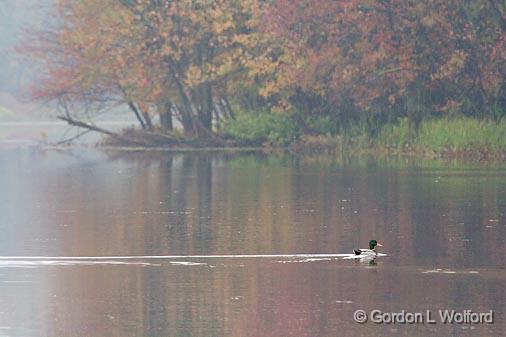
[0,149,504,337]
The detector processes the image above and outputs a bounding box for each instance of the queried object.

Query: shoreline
[4,121,503,162]
[34,141,506,163]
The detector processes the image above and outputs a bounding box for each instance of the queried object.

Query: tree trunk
[158,99,173,130]
[170,70,197,136]
[167,57,222,143]
[196,40,213,131]
[406,82,424,138]
[137,102,154,130]
[199,82,213,130]
[213,103,222,124]
[222,97,235,120]
[57,115,149,146]
[128,101,147,129]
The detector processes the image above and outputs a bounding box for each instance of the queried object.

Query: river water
[0,140,504,336]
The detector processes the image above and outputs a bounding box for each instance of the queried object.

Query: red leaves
[261,0,504,111]
[21,0,505,120]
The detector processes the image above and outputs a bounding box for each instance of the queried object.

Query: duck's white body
[352,240,383,257]
[342,252,387,260]
[353,248,378,256]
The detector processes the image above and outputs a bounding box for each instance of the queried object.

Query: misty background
[0,1,131,123]
[0,1,136,146]
[0,0,48,120]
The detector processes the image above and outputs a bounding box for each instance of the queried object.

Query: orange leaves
[24,0,505,125]
[24,0,152,104]
[260,0,505,115]
[25,0,275,116]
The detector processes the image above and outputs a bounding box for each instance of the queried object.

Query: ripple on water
[421,268,480,275]
[0,260,159,268]
[276,257,333,263]
[169,261,208,266]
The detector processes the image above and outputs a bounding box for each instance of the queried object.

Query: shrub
[221,112,300,145]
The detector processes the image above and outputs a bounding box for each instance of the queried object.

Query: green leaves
[222,112,300,145]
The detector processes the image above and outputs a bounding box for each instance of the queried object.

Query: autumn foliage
[262,0,505,132]
[22,0,505,141]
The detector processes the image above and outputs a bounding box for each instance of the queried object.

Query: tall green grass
[223,112,506,156]
[376,118,411,148]
[417,118,506,151]
[377,118,506,152]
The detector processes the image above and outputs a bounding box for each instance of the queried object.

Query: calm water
[0,148,504,337]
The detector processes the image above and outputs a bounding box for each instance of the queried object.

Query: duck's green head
[369,240,383,250]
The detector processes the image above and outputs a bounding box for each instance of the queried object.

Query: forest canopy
[22,0,505,144]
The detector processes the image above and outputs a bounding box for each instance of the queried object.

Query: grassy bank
[93,116,506,161]
[221,115,506,159]
[377,118,506,152]
[376,118,506,159]
[294,118,506,160]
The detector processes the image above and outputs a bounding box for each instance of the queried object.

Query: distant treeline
[22,0,505,144]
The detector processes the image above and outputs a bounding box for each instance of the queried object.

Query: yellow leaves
[259,82,275,98]
[216,58,235,77]
[232,34,253,46]
[342,68,353,82]
[432,50,468,81]
[212,20,234,35]
[43,0,283,111]
[185,66,203,87]
[209,7,234,34]
[421,15,436,28]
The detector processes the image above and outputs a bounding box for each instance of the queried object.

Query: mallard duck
[353,240,383,256]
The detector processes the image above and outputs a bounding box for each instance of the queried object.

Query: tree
[20,0,160,128]
[23,0,270,141]
[260,0,505,132]
[22,0,505,143]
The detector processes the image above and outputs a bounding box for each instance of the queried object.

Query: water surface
[0,149,504,336]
